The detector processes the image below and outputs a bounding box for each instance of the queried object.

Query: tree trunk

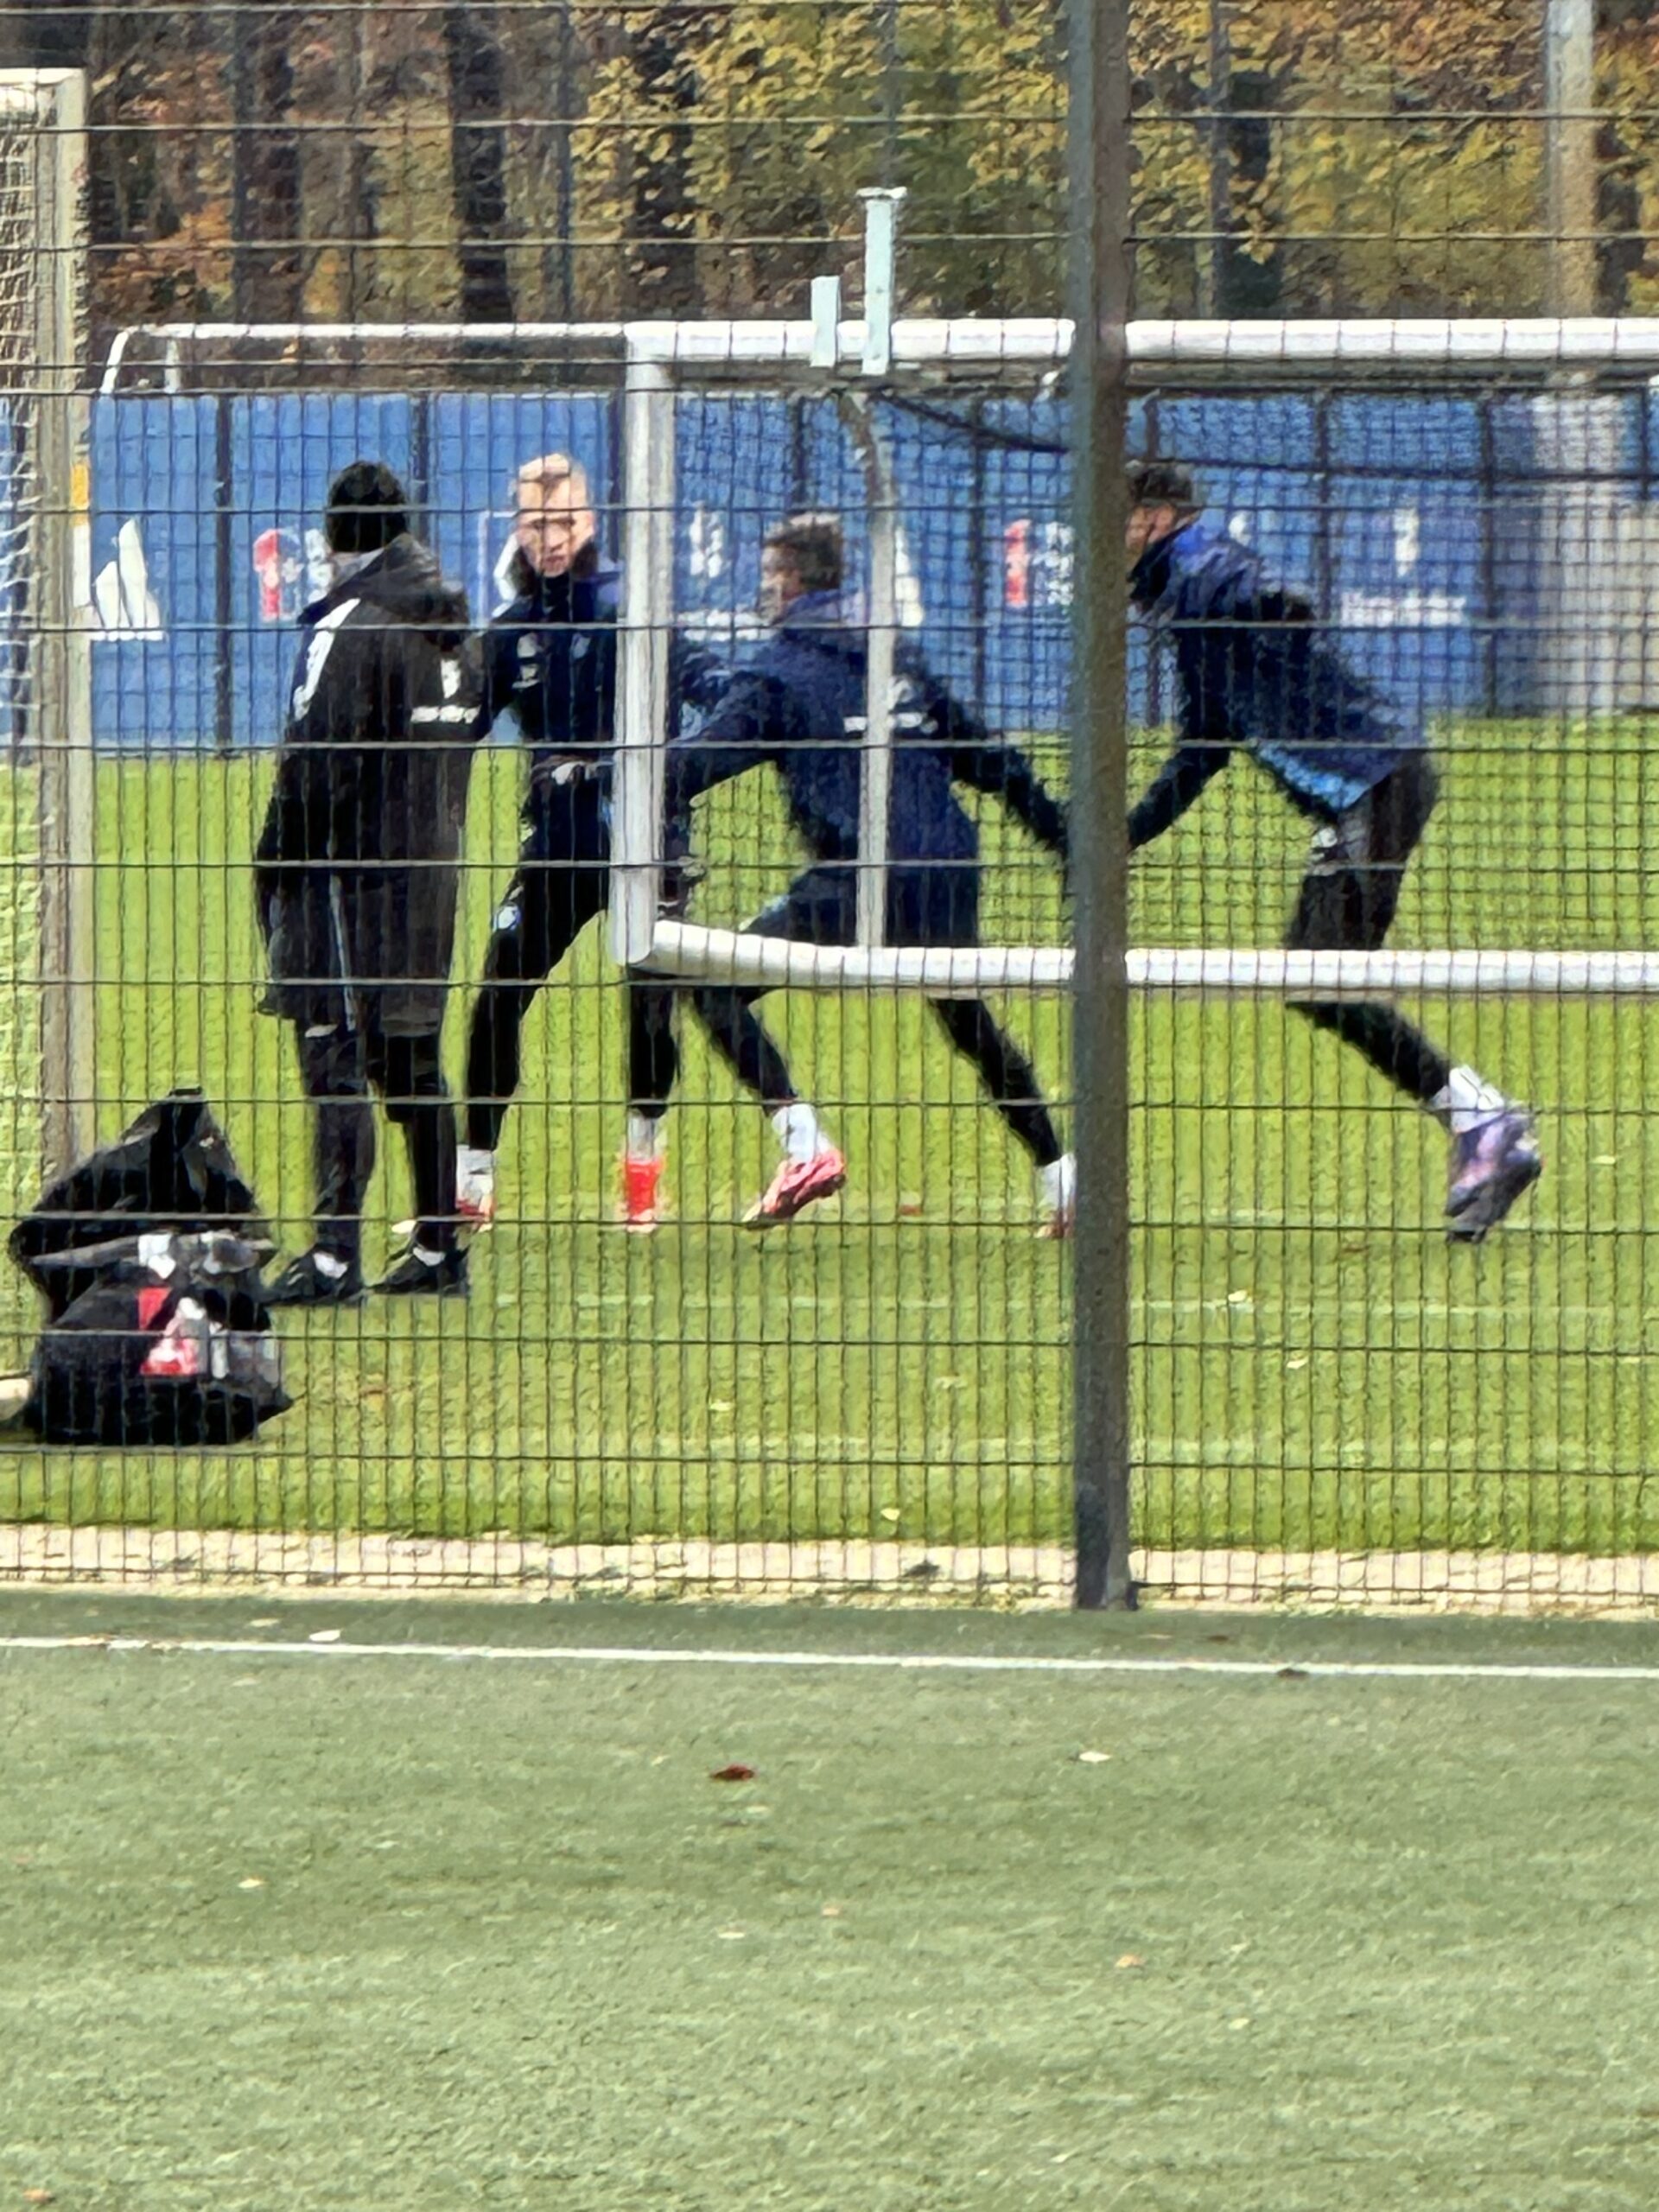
[1215,64,1287,315]
[625,6,707,317]
[0,13,90,68]
[442,3,516,325]
[232,6,303,322]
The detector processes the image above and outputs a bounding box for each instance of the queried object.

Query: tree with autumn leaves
[6,2,1659,347]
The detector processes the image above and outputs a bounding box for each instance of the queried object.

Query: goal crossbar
[100,314,1659,395]
[641,928,1659,1000]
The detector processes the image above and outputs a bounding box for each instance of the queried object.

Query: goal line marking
[2,1636,1656,1683]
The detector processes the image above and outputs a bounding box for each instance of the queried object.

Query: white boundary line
[3,1636,1656,1683]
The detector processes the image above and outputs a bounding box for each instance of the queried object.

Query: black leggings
[690,981,1063,1169]
[297,1022,457,1255]
[464,810,678,1152]
[1285,754,1452,1106]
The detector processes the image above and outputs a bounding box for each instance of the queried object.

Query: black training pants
[296,1020,458,1255]
[689,865,1064,1169]
[1284,752,1451,1105]
[465,774,678,1152]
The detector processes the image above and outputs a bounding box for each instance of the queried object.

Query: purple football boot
[1445,1110,1542,1245]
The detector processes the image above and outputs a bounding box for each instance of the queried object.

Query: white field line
[1,1635,1656,1684]
[0,1525,1656,1616]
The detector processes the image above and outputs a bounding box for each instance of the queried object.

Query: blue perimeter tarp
[76,386,1659,750]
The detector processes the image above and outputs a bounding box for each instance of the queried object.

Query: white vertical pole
[610,346,675,969]
[1544,0,1597,316]
[846,394,895,951]
[857,188,905,378]
[810,275,842,369]
[24,67,92,1176]
[852,189,906,952]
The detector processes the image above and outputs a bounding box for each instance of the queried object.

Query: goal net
[0,69,91,1220]
[612,315,1659,1007]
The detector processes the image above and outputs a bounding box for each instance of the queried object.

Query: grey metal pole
[1205,0,1230,318]
[1544,0,1597,315]
[1069,0,1135,1609]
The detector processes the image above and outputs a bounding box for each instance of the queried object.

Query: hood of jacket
[773,588,868,651]
[302,533,470,648]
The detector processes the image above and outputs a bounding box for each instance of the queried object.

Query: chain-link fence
[0,3,1653,1611]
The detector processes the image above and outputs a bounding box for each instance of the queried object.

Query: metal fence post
[1070,0,1135,1608]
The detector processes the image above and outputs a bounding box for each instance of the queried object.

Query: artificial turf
[0,720,1653,1560]
[1,1597,1656,2211]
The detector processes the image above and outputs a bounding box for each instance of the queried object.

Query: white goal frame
[608,313,1659,997]
[1,69,92,1177]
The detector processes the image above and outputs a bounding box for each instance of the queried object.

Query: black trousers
[296,1020,458,1256]
[690,865,1064,1170]
[465,774,679,1152]
[1284,753,1451,1105]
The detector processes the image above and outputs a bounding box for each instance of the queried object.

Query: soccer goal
[0,68,92,1197]
[609,311,1659,1003]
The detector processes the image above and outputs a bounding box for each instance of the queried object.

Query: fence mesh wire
[0,4,1654,1610]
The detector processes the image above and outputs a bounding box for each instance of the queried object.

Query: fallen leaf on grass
[237,1878,266,1891]
[709,1764,756,1783]
[1115,1954,1144,1971]
[821,1904,842,1918]
[1229,2016,1252,2030]
[23,2191,55,2205]
[716,1927,747,1941]
[1076,1750,1112,1764]
[308,1629,341,1644]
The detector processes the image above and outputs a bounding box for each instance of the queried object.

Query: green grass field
[1,721,1657,1565]
[3,1598,1657,2211]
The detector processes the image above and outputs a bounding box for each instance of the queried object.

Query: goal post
[0,67,92,1190]
[608,312,1659,1000]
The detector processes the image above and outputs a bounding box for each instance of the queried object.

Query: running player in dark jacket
[667,513,1075,1232]
[458,451,714,1234]
[256,461,479,1302]
[1126,458,1540,1242]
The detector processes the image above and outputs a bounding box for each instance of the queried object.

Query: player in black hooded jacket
[255,461,480,1303]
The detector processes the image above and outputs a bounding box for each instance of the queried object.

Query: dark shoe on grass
[264,1249,365,1308]
[372,1244,469,1299]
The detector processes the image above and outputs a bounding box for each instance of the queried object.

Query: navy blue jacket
[478,546,620,796]
[480,545,725,805]
[667,592,1068,871]
[1128,522,1423,846]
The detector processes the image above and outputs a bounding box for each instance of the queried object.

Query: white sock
[459,1145,495,1185]
[313,1248,352,1281]
[1040,1153,1076,1213]
[626,1112,667,1165]
[772,1100,830,1165]
[410,1244,446,1268]
[1429,1066,1510,1138]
